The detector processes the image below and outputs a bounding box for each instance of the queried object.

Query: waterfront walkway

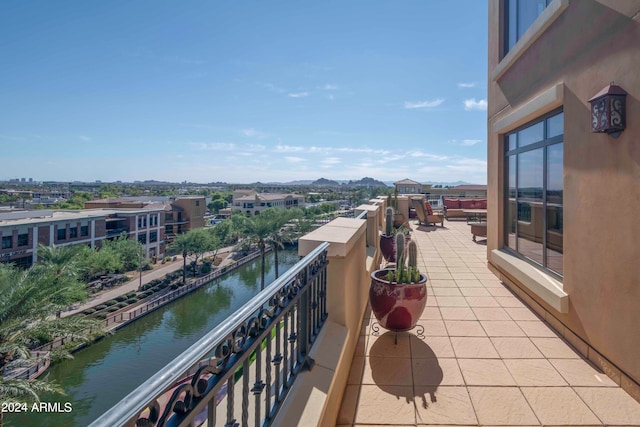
[62,246,236,317]
[338,220,640,426]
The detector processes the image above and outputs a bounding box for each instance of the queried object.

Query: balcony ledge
[490,249,568,313]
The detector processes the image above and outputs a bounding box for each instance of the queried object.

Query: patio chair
[410,197,444,227]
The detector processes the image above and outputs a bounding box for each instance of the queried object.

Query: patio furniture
[443,198,487,220]
[410,197,444,227]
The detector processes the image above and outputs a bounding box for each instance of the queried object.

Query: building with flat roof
[230,190,304,216]
[487,0,640,398]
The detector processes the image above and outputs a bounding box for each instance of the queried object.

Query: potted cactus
[370,232,428,332]
[380,207,396,262]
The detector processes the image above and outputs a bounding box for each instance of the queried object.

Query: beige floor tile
[460,287,491,297]
[359,356,413,386]
[549,359,618,387]
[413,358,464,386]
[432,287,463,296]
[417,319,448,336]
[428,279,458,287]
[450,336,500,358]
[440,307,477,320]
[472,307,512,320]
[468,387,539,425]
[445,320,487,336]
[521,387,601,425]
[414,386,477,425]
[495,296,527,308]
[353,384,416,425]
[530,337,581,359]
[450,272,477,280]
[436,296,469,307]
[490,337,544,359]
[455,279,484,287]
[480,279,508,288]
[458,359,516,385]
[574,387,640,425]
[367,332,411,358]
[410,335,455,358]
[516,320,558,337]
[465,296,501,307]
[426,267,450,273]
[348,356,366,384]
[429,271,454,280]
[419,306,442,320]
[426,296,439,306]
[337,384,359,424]
[487,286,516,297]
[504,359,568,386]
[503,306,542,321]
[480,320,526,337]
[474,272,501,280]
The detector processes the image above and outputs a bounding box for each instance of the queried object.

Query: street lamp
[138,244,144,291]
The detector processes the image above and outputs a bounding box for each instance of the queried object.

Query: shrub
[143,290,154,297]
[115,295,127,302]
[126,291,136,298]
[127,297,139,304]
[95,304,107,310]
[107,306,119,313]
[83,308,96,315]
[170,284,179,290]
[158,282,168,289]
[117,302,128,308]
[105,300,117,307]
[96,313,107,319]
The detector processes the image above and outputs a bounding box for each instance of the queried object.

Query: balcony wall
[274,204,382,427]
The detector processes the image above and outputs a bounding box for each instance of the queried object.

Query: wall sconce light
[589,83,627,138]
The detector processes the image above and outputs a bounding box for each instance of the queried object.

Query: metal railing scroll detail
[90,242,329,427]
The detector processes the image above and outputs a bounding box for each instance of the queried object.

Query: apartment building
[488,0,640,397]
[230,190,304,216]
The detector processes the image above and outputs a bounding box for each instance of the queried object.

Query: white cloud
[288,92,309,98]
[285,156,305,163]
[260,82,286,94]
[240,128,266,138]
[275,144,305,152]
[188,142,235,151]
[457,82,476,88]
[404,99,445,109]
[321,157,342,165]
[449,139,483,146]
[464,98,487,111]
[79,135,91,142]
[322,84,338,90]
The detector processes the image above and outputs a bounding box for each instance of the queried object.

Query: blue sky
[0,1,488,184]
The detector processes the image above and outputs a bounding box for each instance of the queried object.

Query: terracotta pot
[380,234,395,262]
[393,212,406,228]
[369,268,428,332]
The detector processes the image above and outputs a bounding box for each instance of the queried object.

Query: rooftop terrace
[338,220,640,426]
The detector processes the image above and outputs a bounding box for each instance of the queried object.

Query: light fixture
[589,83,627,138]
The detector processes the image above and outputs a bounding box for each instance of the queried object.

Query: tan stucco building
[487,0,640,399]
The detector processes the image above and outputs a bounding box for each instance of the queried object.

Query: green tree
[103,232,145,271]
[238,208,292,290]
[170,228,220,283]
[76,245,123,281]
[0,263,103,413]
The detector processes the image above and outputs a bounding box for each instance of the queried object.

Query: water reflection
[8,250,297,427]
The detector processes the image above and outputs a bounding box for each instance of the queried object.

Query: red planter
[380,234,395,262]
[369,268,428,332]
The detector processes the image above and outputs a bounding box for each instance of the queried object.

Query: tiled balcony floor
[338,220,640,426]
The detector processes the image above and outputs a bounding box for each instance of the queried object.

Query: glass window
[2,236,12,249]
[138,234,147,244]
[81,225,89,236]
[57,228,66,241]
[69,227,78,239]
[17,233,28,247]
[505,0,552,53]
[505,109,563,277]
[150,231,157,243]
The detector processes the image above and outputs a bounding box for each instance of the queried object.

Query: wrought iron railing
[90,242,329,427]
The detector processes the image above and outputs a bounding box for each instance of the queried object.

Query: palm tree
[0,263,102,416]
[34,244,85,317]
[239,209,292,290]
[266,209,298,279]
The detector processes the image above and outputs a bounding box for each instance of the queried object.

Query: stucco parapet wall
[354,204,379,218]
[492,0,569,81]
[299,217,366,258]
[490,249,568,313]
[493,83,564,134]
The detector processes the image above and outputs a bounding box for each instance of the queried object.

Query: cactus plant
[385,207,393,236]
[386,233,422,284]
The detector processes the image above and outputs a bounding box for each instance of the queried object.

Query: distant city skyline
[1,1,488,184]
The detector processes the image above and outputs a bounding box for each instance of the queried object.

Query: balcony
[93,202,640,426]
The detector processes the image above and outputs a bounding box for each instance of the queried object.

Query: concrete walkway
[62,246,237,317]
[338,220,640,426]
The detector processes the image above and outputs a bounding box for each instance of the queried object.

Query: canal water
[8,250,299,427]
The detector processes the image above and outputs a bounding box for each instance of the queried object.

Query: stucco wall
[488,0,640,385]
